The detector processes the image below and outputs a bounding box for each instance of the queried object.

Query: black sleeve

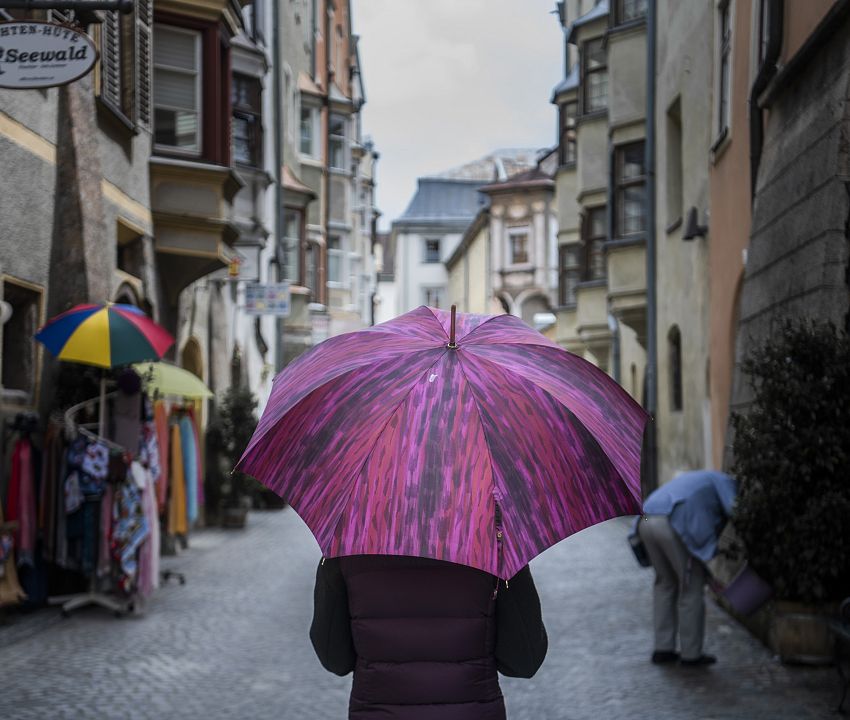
[495,565,548,678]
[309,558,356,676]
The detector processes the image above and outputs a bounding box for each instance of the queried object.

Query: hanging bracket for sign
[0,19,98,88]
[0,1,133,13]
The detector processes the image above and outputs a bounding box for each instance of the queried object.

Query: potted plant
[731,320,850,663]
[206,385,260,528]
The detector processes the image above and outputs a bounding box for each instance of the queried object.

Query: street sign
[245,283,290,317]
[0,21,97,89]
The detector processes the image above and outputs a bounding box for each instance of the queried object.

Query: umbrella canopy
[238,306,648,579]
[133,362,213,400]
[35,303,174,369]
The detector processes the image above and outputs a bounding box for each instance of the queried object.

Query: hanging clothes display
[153,401,169,512]
[0,504,26,607]
[186,406,204,508]
[6,437,36,568]
[179,413,199,526]
[137,464,160,599]
[111,462,149,596]
[167,422,188,536]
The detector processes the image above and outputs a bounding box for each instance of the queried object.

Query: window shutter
[101,11,122,110]
[135,0,153,130]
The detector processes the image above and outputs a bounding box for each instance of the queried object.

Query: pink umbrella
[237,306,648,580]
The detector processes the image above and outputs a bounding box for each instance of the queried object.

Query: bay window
[582,38,607,113]
[614,143,647,237]
[232,74,262,166]
[154,25,201,153]
[329,113,347,170]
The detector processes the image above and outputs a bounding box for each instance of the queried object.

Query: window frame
[558,244,581,307]
[613,0,648,26]
[299,100,319,158]
[329,112,348,171]
[582,37,608,115]
[582,206,607,281]
[153,23,203,157]
[327,235,346,287]
[282,208,303,284]
[614,142,647,239]
[231,73,263,167]
[423,238,441,264]
[421,286,447,310]
[507,226,531,267]
[559,99,578,166]
[717,0,732,141]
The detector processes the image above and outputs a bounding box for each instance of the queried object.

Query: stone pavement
[0,511,836,720]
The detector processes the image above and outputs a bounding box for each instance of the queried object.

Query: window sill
[97,97,138,136]
[299,155,324,168]
[608,18,647,38]
[577,109,608,126]
[604,234,646,250]
[501,263,534,274]
[665,217,683,235]
[576,278,608,289]
[710,127,730,162]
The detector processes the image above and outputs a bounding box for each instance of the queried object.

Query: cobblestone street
[0,511,836,720]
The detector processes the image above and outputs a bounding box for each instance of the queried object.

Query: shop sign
[0,21,97,89]
[245,283,291,317]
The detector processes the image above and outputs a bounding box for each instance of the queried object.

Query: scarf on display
[111,463,150,596]
[7,438,36,568]
[167,422,188,536]
[179,415,199,525]
[154,401,169,513]
[186,406,204,508]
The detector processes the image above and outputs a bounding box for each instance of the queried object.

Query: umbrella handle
[448,305,457,349]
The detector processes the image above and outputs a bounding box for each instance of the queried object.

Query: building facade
[551,0,647,404]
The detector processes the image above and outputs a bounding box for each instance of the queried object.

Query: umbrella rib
[322,348,452,555]
[462,351,641,504]
[453,355,502,572]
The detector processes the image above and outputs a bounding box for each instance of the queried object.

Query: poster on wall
[245,283,291,317]
[0,21,97,89]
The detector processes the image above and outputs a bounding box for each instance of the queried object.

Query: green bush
[731,320,850,603]
[206,385,260,508]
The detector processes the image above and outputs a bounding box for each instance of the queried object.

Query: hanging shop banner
[245,283,291,317]
[0,21,97,89]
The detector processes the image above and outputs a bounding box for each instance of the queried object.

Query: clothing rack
[48,392,131,617]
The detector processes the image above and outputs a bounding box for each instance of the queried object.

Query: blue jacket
[638,470,737,563]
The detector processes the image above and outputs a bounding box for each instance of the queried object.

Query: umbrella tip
[448,305,457,349]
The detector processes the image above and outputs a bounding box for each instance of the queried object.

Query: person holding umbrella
[636,470,738,667]
[237,306,649,719]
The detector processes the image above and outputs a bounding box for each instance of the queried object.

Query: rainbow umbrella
[35,303,173,368]
[35,303,174,434]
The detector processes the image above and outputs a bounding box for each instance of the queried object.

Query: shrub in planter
[731,320,850,604]
[206,385,261,515]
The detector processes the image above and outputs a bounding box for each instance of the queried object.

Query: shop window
[1,280,43,405]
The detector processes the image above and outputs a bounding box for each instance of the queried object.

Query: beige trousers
[638,514,706,660]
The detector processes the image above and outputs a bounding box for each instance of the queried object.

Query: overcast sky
[351,0,565,230]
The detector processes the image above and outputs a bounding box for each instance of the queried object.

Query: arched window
[668,325,683,412]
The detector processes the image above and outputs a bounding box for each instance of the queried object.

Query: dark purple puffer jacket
[310,555,547,720]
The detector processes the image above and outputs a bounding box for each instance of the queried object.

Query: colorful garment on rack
[39,422,64,563]
[0,505,25,607]
[179,415,198,525]
[7,439,36,568]
[111,470,149,595]
[81,441,110,481]
[186,406,204,507]
[167,423,188,535]
[137,465,160,598]
[154,401,169,513]
[97,484,114,579]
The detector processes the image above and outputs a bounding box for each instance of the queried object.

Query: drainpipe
[272,0,286,370]
[644,0,658,492]
[322,0,332,308]
[608,313,621,384]
[749,0,784,199]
